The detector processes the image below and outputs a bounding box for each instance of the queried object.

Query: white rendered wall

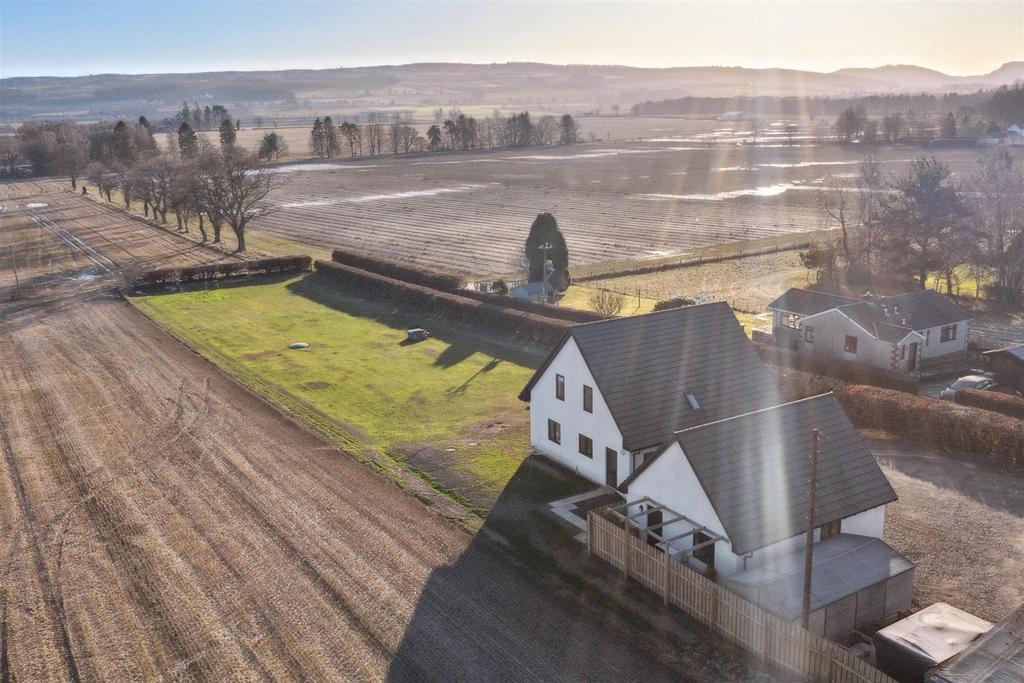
[528,337,628,486]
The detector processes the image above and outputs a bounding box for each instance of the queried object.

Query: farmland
[2,179,779,681]
[246,132,988,278]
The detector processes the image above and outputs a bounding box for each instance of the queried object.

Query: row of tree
[808,148,1024,303]
[832,106,1009,143]
[168,102,235,132]
[308,110,580,159]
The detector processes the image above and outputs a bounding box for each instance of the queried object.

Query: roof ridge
[567,300,730,331]
[673,392,835,437]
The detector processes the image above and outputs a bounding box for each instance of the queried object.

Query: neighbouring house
[767,288,973,375]
[521,305,911,641]
[983,343,1024,392]
[518,302,784,487]
[980,125,1024,147]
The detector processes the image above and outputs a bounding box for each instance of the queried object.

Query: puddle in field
[271,163,377,173]
[280,184,488,208]
[25,202,49,208]
[640,182,805,201]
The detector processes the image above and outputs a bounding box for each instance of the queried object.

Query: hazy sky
[1,1,1021,78]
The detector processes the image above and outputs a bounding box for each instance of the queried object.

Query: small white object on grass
[288,342,310,350]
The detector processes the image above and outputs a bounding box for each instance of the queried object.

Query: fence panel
[588,512,896,683]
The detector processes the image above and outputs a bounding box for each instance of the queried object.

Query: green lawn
[131,273,546,514]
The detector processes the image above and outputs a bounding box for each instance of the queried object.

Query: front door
[605,448,617,487]
[907,342,919,372]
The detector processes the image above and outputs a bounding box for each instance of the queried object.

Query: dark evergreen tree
[178,122,197,158]
[524,212,569,286]
[219,118,237,147]
[111,120,136,164]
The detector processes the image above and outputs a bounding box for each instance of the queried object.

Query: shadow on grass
[384,455,770,681]
[285,271,547,369]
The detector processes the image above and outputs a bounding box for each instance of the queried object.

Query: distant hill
[1,60,1020,123]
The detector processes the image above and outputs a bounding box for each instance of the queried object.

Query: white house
[767,288,972,374]
[518,302,785,487]
[980,125,1024,147]
[520,305,911,638]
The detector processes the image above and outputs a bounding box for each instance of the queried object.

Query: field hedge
[134,255,313,287]
[331,248,465,292]
[753,341,920,394]
[836,385,1024,464]
[955,388,1024,420]
[313,260,571,345]
[458,288,607,323]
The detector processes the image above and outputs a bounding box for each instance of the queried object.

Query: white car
[939,374,997,400]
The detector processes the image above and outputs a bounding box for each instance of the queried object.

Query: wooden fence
[587,513,896,683]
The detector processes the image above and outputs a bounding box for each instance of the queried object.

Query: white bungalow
[767,288,972,375]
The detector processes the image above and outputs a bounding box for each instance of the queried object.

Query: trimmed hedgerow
[653,296,696,311]
[458,288,607,323]
[135,255,312,287]
[955,388,1024,420]
[753,341,919,394]
[314,260,571,345]
[331,248,464,292]
[837,384,1024,464]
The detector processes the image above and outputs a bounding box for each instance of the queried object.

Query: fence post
[587,513,593,557]
[663,551,671,604]
[622,527,631,579]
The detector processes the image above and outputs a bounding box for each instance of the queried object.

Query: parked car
[939,373,997,400]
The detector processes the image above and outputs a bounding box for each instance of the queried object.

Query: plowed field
[250,139,986,277]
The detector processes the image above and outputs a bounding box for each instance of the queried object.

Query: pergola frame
[604,496,724,561]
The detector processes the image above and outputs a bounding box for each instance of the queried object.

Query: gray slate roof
[843,289,972,334]
[518,302,784,451]
[671,393,897,555]
[767,288,860,316]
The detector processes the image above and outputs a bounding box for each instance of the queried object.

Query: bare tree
[203,148,280,252]
[971,148,1024,301]
[588,288,625,316]
[86,162,115,201]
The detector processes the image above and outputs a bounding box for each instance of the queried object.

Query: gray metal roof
[931,603,1024,683]
[984,343,1024,363]
[520,302,785,451]
[725,534,914,619]
[673,393,897,555]
[767,288,860,316]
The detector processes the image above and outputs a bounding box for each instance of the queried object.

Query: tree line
[307,110,580,159]
[807,148,1024,303]
[1,117,280,252]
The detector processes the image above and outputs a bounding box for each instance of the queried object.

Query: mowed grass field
[132,273,545,514]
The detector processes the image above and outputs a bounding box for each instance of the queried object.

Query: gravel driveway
[868,431,1024,622]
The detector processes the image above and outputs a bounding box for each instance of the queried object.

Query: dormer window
[686,392,701,411]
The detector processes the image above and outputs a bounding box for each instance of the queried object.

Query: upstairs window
[555,374,565,401]
[547,419,561,444]
[583,385,593,413]
[844,335,859,354]
[940,324,958,343]
[578,434,593,458]
[785,313,800,329]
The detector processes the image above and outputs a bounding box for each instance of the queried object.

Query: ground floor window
[941,324,958,342]
[844,335,858,354]
[578,433,593,458]
[804,326,815,343]
[547,419,561,444]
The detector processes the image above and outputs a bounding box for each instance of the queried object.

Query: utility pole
[802,428,820,630]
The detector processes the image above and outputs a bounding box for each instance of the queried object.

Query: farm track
[1,179,771,680]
